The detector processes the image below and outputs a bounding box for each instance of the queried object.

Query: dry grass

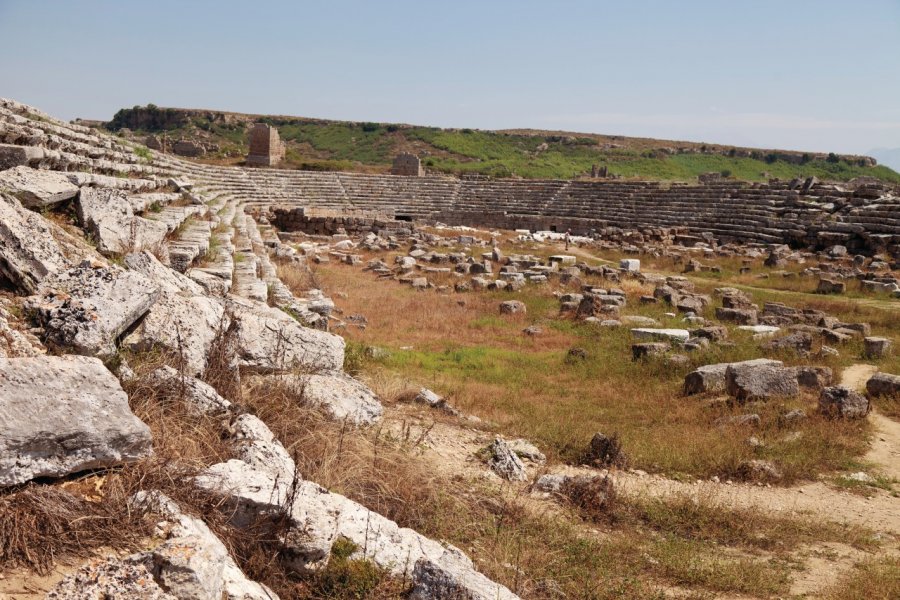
[236,362,879,599]
[277,259,319,295]
[823,556,900,600]
[314,258,876,483]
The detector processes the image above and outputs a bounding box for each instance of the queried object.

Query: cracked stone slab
[0,355,153,486]
[27,265,159,356]
[77,187,168,254]
[227,296,344,373]
[0,193,71,293]
[0,165,79,207]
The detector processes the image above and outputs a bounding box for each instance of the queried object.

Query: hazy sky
[1,0,898,155]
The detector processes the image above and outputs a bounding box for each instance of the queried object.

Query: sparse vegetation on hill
[104,105,900,182]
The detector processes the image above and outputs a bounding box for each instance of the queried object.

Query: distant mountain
[869,148,900,173]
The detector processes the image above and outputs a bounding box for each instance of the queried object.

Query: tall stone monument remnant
[246,123,286,167]
[391,152,424,176]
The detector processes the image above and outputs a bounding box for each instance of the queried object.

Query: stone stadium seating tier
[1,97,898,258]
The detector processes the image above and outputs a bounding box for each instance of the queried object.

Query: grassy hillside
[106,105,900,183]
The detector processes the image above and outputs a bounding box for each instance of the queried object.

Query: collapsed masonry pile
[0,98,518,599]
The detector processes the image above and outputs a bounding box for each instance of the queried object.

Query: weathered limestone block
[122,252,227,376]
[232,413,296,482]
[684,359,783,395]
[499,300,526,314]
[863,337,893,359]
[816,278,846,294]
[76,187,167,254]
[144,366,232,416]
[130,491,279,600]
[487,437,528,481]
[0,193,71,292]
[0,165,79,207]
[27,265,159,357]
[0,143,44,170]
[0,316,40,358]
[0,355,152,486]
[632,342,670,360]
[227,296,345,373]
[255,371,383,425]
[631,328,690,343]
[195,460,517,599]
[716,307,758,325]
[410,557,520,600]
[725,361,800,401]
[47,558,176,600]
[866,372,900,397]
[819,386,869,418]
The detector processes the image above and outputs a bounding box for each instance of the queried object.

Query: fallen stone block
[819,386,869,418]
[487,437,527,481]
[195,460,518,599]
[76,187,168,254]
[227,296,345,373]
[0,355,152,486]
[0,143,44,170]
[631,328,690,343]
[0,165,79,207]
[260,371,383,425]
[863,337,893,359]
[684,358,784,396]
[144,365,232,416]
[725,361,799,402]
[866,372,900,397]
[122,279,226,377]
[27,265,159,357]
[0,193,70,293]
[499,300,526,314]
[632,342,669,360]
[716,307,758,324]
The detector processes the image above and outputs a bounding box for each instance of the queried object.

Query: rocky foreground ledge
[0,98,518,599]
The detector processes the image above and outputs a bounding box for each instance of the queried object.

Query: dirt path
[385,400,900,536]
[842,363,900,481]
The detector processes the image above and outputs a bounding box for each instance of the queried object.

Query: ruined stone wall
[247,124,285,166]
[391,153,423,176]
[271,207,411,236]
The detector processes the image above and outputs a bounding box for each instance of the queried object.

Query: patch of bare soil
[842,364,900,481]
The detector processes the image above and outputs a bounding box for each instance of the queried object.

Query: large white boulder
[0,355,153,486]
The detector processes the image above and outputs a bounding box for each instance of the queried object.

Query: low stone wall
[271,207,412,236]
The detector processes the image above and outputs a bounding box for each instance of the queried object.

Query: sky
[1,0,899,157]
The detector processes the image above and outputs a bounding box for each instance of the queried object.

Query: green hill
[104,105,900,183]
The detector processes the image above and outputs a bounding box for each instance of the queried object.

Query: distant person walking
[565,229,571,251]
